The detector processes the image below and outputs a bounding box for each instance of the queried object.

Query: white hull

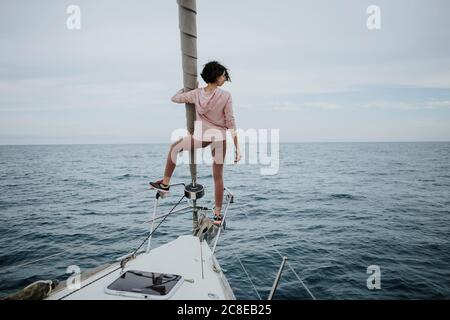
[47,235,235,300]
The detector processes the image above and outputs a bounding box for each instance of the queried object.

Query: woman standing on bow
[150,61,241,224]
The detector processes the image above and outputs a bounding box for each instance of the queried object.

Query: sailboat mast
[177,0,198,186]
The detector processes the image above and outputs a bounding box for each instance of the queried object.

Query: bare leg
[162,135,211,185]
[211,140,226,216]
[162,138,182,185]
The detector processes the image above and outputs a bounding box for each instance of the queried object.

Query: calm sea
[0,142,449,299]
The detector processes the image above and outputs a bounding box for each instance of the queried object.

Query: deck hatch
[105,270,183,299]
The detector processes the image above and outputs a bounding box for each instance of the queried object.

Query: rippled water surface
[0,142,449,299]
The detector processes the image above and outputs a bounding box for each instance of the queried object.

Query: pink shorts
[171,134,227,165]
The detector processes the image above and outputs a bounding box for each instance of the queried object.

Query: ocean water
[0,142,449,299]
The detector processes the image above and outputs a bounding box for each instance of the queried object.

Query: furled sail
[177,0,198,184]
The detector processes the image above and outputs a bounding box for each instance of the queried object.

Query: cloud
[267,101,340,111]
[0,77,174,112]
[1,0,450,143]
[424,100,450,109]
[362,100,450,110]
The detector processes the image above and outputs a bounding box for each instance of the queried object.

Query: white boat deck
[47,235,235,300]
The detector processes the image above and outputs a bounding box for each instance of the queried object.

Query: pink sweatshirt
[171,87,236,142]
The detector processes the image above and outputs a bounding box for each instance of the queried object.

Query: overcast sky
[1,0,450,144]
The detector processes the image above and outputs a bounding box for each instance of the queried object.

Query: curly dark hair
[200,61,231,84]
